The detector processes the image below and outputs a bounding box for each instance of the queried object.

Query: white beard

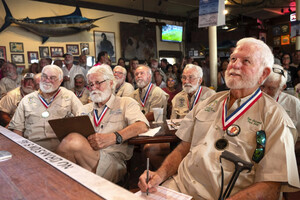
[183,83,199,94]
[40,82,57,93]
[90,89,111,103]
[136,79,148,88]
[21,85,35,94]
[225,69,261,89]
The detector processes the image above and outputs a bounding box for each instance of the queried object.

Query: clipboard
[48,115,95,141]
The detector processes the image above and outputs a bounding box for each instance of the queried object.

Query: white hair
[266,64,287,89]
[113,65,127,76]
[87,65,116,91]
[236,38,274,73]
[42,65,63,81]
[137,65,152,78]
[184,64,203,78]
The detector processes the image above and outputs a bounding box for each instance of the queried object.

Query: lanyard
[222,88,262,131]
[93,105,108,127]
[75,88,85,98]
[190,86,202,111]
[140,83,153,107]
[38,89,61,109]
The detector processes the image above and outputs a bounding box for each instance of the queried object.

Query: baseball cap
[63,52,73,57]
[23,73,34,80]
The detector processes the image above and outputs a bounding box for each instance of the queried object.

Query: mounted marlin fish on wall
[0,0,112,43]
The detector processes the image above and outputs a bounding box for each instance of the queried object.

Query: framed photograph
[50,47,64,57]
[281,35,290,45]
[120,22,157,61]
[10,42,24,53]
[0,46,7,60]
[280,24,289,34]
[273,36,280,46]
[39,46,49,58]
[66,44,79,55]
[94,31,116,63]
[80,43,89,55]
[27,51,39,64]
[11,54,25,64]
[17,65,25,74]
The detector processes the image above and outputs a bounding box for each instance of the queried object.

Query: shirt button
[193,180,196,184]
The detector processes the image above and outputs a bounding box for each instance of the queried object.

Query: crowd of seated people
[0,38,300,199]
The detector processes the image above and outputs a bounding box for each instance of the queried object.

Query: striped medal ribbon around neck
[141,83,153,107]
[38,89,61,109]
[94,105,108,127]
[190,86,202,111]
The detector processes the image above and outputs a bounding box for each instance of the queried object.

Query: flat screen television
[161,24,183,43]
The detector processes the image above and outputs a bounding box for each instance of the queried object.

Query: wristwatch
[113,131,123,144]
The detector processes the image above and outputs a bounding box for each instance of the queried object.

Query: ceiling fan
[138,0,166,27]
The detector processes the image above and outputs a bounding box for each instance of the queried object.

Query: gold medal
[226,125,240,137]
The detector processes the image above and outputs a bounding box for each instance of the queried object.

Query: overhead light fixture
[222,26,229,29]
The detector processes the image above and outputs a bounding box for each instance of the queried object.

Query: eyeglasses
[252,130,266,163]
[167,79,175,82]
[272,68,285,77]
[181,75,199,82]
[41,74,58,82]
[88,79,107,88]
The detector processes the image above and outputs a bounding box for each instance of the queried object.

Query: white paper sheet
[139,127,161,137]
[135,186,192,200]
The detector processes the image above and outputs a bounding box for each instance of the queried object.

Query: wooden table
[128,122,180,145]
[0,134,104,200]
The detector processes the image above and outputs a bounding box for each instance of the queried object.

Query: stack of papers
[139,127,161,137]
[135,186,192,200]
[166,119,182,130]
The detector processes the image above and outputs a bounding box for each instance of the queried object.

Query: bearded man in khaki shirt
[113,65,134,97]
[139,38,300,199]
[130,65,169,122]
[8,65,83,151]
[56,66,149,183]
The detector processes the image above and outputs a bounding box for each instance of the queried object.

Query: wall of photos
[0,0,183,71]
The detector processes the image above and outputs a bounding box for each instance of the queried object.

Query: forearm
[227,181,281,200]
[118,121,148,141]
[156,141,190,181]
[145,112,154,122]
[0,111,11,126]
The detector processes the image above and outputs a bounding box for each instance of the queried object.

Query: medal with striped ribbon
[140,83,153,107]
[38,89,61,118]
[93,105,108,127]
[190,86,203,111]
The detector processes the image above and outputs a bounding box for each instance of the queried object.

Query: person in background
[53,59,63,68]
[162,74,180,119]
[78,54,89,77]
[281,53,298,92]
[34,73,41,90]
[95,51,109,66]
[0,58,6,80]
[62,52,85,90]
[0,62,22,98]
[113,65,134,97]
[160,58,168,73]
[130,65,169,122]
[29,63,39,74]
[165,64,174,76]
[117,57,126,68]
[38,58,49,72]
[56,66,149,183]
[71,74,90,105]
[154,69,167,89]
[171,64,215,119]
[217,60,229,92]
[8,65,83,151]
[0,73,37,127]
[138,37,299,199]
[260,64,300,138]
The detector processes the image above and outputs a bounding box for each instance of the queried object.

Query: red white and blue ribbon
[190,86,203,111]
[38,89,61,109]
[222,88,262,131]
[93,105,108,127]
[75,88,85,98]
[140,83,153,107]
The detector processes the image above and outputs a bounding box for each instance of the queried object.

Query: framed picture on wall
[11,54,24,64]
[10,42,24,53]
[0,46,7,61]
[80,43,89,55]
[39,46,49,58]
[66,44,79,55]
[17,65,25,74]
[94,31,116,63]
[50,47,64,57]
[27,51,39,64]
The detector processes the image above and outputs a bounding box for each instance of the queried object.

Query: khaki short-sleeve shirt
[172,90,299,199]
[130,83,169,119]
[115,82,134,97]
[71,87,90,105]
[0,75,22,98]
[0,87,22,116]
[171,86,215,119]
[8,87,84,146]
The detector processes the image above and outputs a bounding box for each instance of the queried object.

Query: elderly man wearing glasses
[56,66,148,183]
[113,65,134,97]
[260,64,300,139]
[8,65,84,151]
[138,38,299,199]
[171,64,215,119]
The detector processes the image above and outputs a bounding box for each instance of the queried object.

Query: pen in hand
[146,157,149,195]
